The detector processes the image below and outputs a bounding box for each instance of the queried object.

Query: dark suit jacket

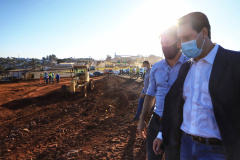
[162,46,240,160]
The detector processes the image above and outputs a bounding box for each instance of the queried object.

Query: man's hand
[153,137,164,155]
[140,93,146,98]
[137,119,147,139]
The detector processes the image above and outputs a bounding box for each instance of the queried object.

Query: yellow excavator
[62,65,94,97]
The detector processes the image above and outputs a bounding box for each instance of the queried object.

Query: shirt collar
[190,43,219,64]
[178,53,185,64]
[203,43,219,64]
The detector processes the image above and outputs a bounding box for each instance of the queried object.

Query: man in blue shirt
[137,26,189,159]
[56,73,60,84]
[132,61,151,122]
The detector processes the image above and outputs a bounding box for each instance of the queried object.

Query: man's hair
[178,12,211,39]
[160,25,178,40]
[143,61,150,65]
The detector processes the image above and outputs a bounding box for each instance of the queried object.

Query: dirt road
[0,76,148,159]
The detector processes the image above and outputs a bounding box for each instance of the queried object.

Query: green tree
[31,58,36,69]
[57,59,65,64]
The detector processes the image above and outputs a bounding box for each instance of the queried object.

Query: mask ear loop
[196,31,201,40]
[196,31,205,49]
[200,39,205,49]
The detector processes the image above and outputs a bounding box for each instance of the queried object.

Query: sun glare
[78,0,190,59]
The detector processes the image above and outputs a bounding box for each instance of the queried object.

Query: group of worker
[40,72,60,84]
[129,67,143,78]
[132,12,240,160]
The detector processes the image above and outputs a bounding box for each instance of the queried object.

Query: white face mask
[144,67,147,70]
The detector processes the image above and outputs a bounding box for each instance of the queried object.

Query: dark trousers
[135,90,145,118]
[147,114,163,160]
[135,91,155,119]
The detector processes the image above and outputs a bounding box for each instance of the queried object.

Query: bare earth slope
[0,76,147,159]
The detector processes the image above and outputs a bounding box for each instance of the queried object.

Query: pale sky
[0,0,239,60]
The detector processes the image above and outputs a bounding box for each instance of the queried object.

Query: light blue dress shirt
[147,54,189,117]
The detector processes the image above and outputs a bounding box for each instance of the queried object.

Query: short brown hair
[143,61,150,65]
[160,25,178,40]
[178,12,211,39]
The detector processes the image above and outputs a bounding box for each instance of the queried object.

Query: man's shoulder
[151,59,165,70]
[219,45,240,56]
[218,45,240,63]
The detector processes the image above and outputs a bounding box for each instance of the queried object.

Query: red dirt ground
[0,76,150,159]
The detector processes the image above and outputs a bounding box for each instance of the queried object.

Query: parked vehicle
[93,71,103,76]
[114,71,119,75]
[90,66,95,70]
[89,72,94,78]
[104,69,114,75]
[109,69,114,74]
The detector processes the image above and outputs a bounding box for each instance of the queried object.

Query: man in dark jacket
[161,12,240,160]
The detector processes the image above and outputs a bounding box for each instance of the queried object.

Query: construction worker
[40,73,43,84]
[132,68,136,77]
[56,73,60,84]
[129,67,133,78]
[121,69,123,75]
[45,73,49,84]
[49,73,52,84]
[44,72,47,83]
[136,67,140,78]
[51,73,55,84]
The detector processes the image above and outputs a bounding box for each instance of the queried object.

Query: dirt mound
[0,76,148,159]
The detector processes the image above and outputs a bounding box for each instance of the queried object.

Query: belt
[152,112,162,122]
[184,132,222,145]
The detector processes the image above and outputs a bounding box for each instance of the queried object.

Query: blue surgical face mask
[181,32,205,58]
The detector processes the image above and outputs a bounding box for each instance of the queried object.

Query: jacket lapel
[179,60,191,87]
[209,46,227,95]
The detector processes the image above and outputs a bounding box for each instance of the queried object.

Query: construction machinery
[62,65,94,97]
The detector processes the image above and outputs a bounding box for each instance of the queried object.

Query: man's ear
[177,39,181,49]
[202,27,208,39]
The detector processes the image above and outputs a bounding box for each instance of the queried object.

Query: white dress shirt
[180,44,221,139]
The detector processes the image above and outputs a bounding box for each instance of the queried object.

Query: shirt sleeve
[146,67,157,96]
[157,132,163,140]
